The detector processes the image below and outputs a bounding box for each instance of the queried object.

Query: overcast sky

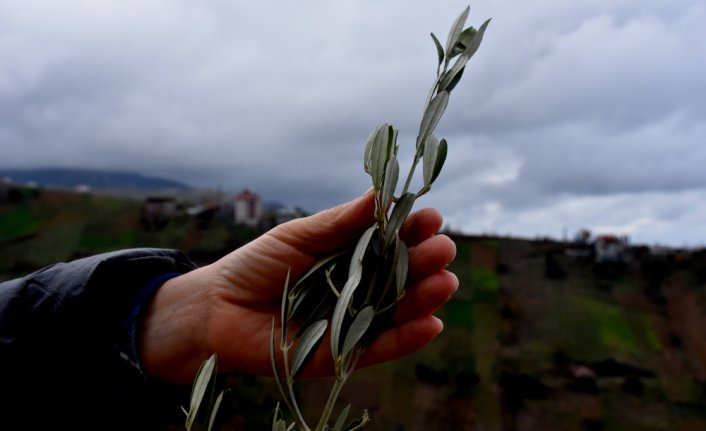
[2,0,705,247]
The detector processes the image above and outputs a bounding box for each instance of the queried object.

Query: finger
[392,270,458,325]
[302,228,456,373]
[356,315,444,369]
[267,269,457,378]
[295,314,444,377]
[407,234,457,281]
[267,189,376,255]
[399,207,443,247]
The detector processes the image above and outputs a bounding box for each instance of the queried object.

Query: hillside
[428,235,706,430]
[277,235,706,431]
[0,186,258,280]
[2,188,706,430]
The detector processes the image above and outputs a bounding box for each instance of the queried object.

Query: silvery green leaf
[387,124,398,160]
[270,321,295,426]
[385,193,416,248]
[331,225,376,359]
[431,138,448,184]
[363,126,379,175]
[461,18,491,61]
[416,91,449,151]
[341,305,374,358]
[292,249,349,292]
[348,225,377,276]
[186,353,217,430]
[291,319,328,377]
[381,156,399,210]
[371,124,391,190]
[440,18,490,91]
[422,134,440,186]
[439,56,465,92]
[333,405,352,431]
[444,6,470,64]
[292,286,336,337]
[430,32,444,68]
[289,249,348,317]
[450,26,477,58]
[271,403,283,421]
[444,65,465,92]
[290,286,313,319]
[269,318,279,374]
[396,240,409,296]
[280,268,291,346]
[271,404,287,431]
[207,390,225,431]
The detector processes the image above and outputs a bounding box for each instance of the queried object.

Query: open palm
[140,190,457,384]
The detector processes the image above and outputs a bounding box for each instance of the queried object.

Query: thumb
[267,189,376,255]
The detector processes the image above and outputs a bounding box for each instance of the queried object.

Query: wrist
[119,272,182,372]
[138,268,212,384]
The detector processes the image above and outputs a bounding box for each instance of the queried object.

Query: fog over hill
[0,168,190,191]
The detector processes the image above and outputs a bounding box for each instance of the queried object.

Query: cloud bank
[2,0,704,246]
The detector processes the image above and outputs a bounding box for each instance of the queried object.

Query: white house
[234,189,262,227]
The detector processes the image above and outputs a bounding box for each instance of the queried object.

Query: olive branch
[184,6,489,431]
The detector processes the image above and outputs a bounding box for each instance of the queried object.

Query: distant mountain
[0,168,190,190]
[263,200,285,211]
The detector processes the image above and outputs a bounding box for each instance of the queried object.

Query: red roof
[236,189,259,201]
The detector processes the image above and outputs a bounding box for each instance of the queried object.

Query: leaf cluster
[186,6,489,431]
[268,7,489,431]
[184,354,227,431]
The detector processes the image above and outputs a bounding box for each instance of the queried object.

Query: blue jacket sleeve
[0,248,198,430]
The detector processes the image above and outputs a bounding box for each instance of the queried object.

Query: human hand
[139,189,457,384]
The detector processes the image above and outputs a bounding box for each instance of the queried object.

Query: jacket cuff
[118,272,183,374]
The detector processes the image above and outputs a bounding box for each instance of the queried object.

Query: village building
[140,196,178,230]
[233,189,262,227]
[143,196,177,218]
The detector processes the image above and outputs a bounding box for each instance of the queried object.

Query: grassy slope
[0,189,257,281]
[3,190,706,430]
[0,191,140,277]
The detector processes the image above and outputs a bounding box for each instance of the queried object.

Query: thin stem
[313,349,363,431]
[400,154,420,195]
[422,74,443,117]
[374,239,400,311]
[325,265,341,297]
[375,301,398,315]
[403,74,439,197]
[371,191,386,255]
[282,338,311,430]
[271,344,305,431]
[415,185,431,198]
[285,380,310,431]
[313,372,348,431]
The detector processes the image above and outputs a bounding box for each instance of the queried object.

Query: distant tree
[7,187,22,203]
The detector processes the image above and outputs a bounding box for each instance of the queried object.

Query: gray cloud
[1,0,705,246]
